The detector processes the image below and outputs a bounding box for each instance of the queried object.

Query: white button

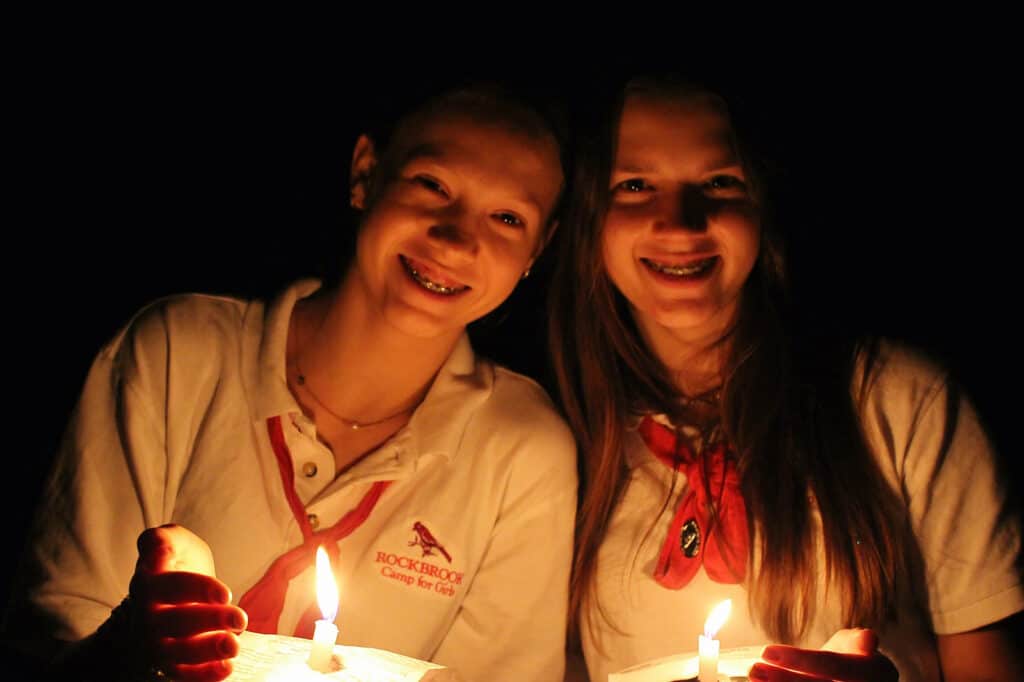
[302,461,318,477]
[308,513,320,530]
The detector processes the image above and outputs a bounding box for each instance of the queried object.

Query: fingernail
[231,610,247,631]
[218,634,239,658]
[748,665,769,681]
[209,584,230,604]
[762,647,781,662]
[137,528,161,554]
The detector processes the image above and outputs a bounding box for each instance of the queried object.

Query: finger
[821,627,878,655]
[155,631,240,667]
[850,628,878,653]
[132,571,232,605]
[137,524,217,576]
[165,658,234,682]
[147,603,248,638]
[136,526,177,573]
[761,646,896,682]
[749,662,830,682]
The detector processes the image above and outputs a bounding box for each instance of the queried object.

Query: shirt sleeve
[430,408,578,682]
[11,308,173,643]
[864,346,1024,635]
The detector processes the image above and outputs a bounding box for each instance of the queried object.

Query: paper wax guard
[608,645,763,682]
[227,631,463,681]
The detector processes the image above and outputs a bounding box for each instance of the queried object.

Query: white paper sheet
[228,631,462,682]
[608,645,763,682]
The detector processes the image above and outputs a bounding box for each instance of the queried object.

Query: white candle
[698,600,731,682]
[308,546,340,672]
[698,634,720,682]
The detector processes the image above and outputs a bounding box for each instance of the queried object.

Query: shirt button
[308,513,320,530]
[302,461,318,478]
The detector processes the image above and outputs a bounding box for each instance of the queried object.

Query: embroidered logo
[373,519,463,597]
[409,521,452,563]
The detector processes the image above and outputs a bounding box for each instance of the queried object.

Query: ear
[350,134,378,210]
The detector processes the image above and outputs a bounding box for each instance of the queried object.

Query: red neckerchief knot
[239,416,393,637]
[638,415,748,588]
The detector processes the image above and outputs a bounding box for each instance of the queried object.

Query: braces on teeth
[648,258,714,276]
[407,263,461,295]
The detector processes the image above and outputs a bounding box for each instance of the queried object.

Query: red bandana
[239,416,392,637]
[638,415,748,588]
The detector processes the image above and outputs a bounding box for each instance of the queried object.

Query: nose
[427,208,479,258]
[656,185,709,233]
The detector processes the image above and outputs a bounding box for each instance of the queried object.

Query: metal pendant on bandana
[680,518,701,558]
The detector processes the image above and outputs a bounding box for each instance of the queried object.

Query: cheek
[717,212,761,274]
[481,236,533,288]
[600,221,636,290]
[356,201,416,253]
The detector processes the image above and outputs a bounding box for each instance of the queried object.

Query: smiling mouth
[400,256,469,296]
[642,256,718,278]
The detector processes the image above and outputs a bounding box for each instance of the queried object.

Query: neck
[288,276,460,428]
[634,310,734,398]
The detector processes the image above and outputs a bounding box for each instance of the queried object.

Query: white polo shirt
[581,342,1023,682]
[20,279,578,682]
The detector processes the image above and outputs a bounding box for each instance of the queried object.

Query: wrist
[52,597,161,682]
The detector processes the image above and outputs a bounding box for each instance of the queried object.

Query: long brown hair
[550,74,921,646]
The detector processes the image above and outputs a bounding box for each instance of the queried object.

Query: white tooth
[650,259,710,276]
[408,263,460,295]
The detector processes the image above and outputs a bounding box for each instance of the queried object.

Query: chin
[651,301,737,338]
[385,309,466,341]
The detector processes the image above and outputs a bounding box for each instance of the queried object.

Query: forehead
[616,92,737,166]
[389,109,563,208]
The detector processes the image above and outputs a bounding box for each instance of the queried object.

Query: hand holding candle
[308,545,340,672]
[751,628,898,681]
[125,524,247,682]
[698,599,731,682]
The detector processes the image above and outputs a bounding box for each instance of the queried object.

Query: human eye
[612,178,651,193]
[413,174,450,198]
[492,211,525,228]
[704,174,747,195]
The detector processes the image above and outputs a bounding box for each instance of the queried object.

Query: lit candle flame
[703,599,731,639]
[316,546,339,623]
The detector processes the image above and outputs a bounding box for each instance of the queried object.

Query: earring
[521,268,531,280]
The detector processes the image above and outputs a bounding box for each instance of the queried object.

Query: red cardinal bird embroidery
[409,522,452,563]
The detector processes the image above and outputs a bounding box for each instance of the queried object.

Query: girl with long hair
[551,74,1021,681]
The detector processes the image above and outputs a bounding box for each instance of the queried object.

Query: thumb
[821,628,878,655]
[135,525,179,574]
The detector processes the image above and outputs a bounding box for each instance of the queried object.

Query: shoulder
[856,338,951,413]
[469,362,577,470]
[102,291,257,362]
[491,365,575,442]
[856,337,992,480]
[98,291,262,392]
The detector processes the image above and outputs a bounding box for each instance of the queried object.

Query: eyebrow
[698,153,743,174]
[401,144,548,218]
[402,143,446,162]
[615,163,655,174]
[613,153,743,176]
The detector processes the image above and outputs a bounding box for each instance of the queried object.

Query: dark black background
[6,36,1019,622]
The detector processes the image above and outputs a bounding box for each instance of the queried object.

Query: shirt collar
[403,333,491,464]
[248,278,321,422]
[625,412,676,469]
[245,279,492,464]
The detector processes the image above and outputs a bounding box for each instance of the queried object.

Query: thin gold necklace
[292,360,418,431]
